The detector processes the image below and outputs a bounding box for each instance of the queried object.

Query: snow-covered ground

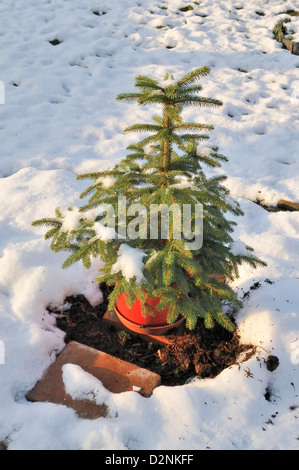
[0,0,299,450]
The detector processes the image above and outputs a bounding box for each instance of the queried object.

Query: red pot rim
[114,305,184,336]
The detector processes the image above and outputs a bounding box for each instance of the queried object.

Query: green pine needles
[33,66,266,332]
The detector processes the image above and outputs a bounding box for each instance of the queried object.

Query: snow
[62,363,110,404]
[0,0,299,450]
[229,240,253,256]
[93,221,117,242]
[158,75,176,88]
[60,206,85,233]
[96,174,117,189]
[197,145,213,157]
[111,244,146,284]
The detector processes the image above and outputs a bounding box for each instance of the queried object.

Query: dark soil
[48,283,255,386]
[266,355,280,372]
[286,10,299,17]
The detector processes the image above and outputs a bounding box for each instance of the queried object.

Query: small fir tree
[33,66,266,332]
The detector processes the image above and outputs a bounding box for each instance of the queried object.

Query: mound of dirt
[48,283,255,386]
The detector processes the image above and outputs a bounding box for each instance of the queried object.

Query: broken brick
[26,341,161,420]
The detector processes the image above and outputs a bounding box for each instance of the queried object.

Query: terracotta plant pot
[115,293,184,336]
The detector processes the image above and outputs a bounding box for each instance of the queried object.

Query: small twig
[255,345,272,354]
